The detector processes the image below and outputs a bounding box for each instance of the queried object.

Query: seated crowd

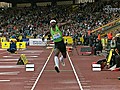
[0,1,119,55]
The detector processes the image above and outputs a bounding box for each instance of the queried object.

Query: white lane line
[0,49,6,50]
[67,52,83,90]
[0,58,34,61]
[0,65,24,68]
[27,56,38,58]
[3,56,38,58]
[0,80,10,82]
[31,49,53,90]
[12,54,40,55]
[0,59,18,61]
[0,71,20,75]
[0,52,7,55]
[0,62,17,64]
[3,56,12,58]
[23,50,43,53]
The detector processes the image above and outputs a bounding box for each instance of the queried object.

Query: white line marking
[0,49,6,50]
[0,52,7,55]
[23,50,43,52]
[67,52,83,90]
[0,65,24,68]
[0,80,10,82]
[0,62,17,64]
[3,56,12,57]
[0,59,18,61]
[12,54,40,55]
[0,58,34,61]
[31,49,53,90]
[27,56,38,58]
[0,71,20,75]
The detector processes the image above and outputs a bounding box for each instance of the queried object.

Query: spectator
[7,40,17,53]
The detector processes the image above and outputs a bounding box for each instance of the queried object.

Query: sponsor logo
[103,5,120,13]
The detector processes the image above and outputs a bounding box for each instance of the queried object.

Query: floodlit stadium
[0,0,120,90]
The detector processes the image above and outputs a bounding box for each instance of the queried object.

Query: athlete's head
[50,19,56,28]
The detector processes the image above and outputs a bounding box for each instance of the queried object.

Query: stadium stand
[0,0,119,54]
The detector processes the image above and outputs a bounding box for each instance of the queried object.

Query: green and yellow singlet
[50,25,63,42]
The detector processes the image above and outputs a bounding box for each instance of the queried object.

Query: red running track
[0,46,120,90]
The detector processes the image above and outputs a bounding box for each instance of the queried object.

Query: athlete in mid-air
[43,19,71,73]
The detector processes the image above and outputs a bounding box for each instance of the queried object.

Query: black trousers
[7,48,16,53]
[115,55,120,68]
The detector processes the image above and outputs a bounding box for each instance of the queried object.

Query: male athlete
[43,19,71,73]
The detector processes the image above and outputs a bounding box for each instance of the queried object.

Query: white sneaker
[61,60,65,66]
[59,55,65,66]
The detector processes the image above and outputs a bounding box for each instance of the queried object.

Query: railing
[101,23,120,37]
[91,18,120,33]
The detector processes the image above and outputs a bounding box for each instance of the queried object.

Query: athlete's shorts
[54,39,66,58]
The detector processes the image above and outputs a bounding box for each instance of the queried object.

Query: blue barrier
[22,38,29,45]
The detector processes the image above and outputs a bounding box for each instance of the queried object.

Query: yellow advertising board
[16,42,26,49]
[1,37,6,43]
[1,42,10,49]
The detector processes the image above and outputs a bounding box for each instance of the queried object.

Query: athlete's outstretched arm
[42,31,50,41]
[44,31,50,37]
[58,20,71,28]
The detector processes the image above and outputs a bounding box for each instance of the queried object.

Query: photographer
[115,34,120,68]
[93,38,103,55]
[116,35,120,55]
[110,37,116,49]
[7,40,17,54]
[107,34,120,69]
